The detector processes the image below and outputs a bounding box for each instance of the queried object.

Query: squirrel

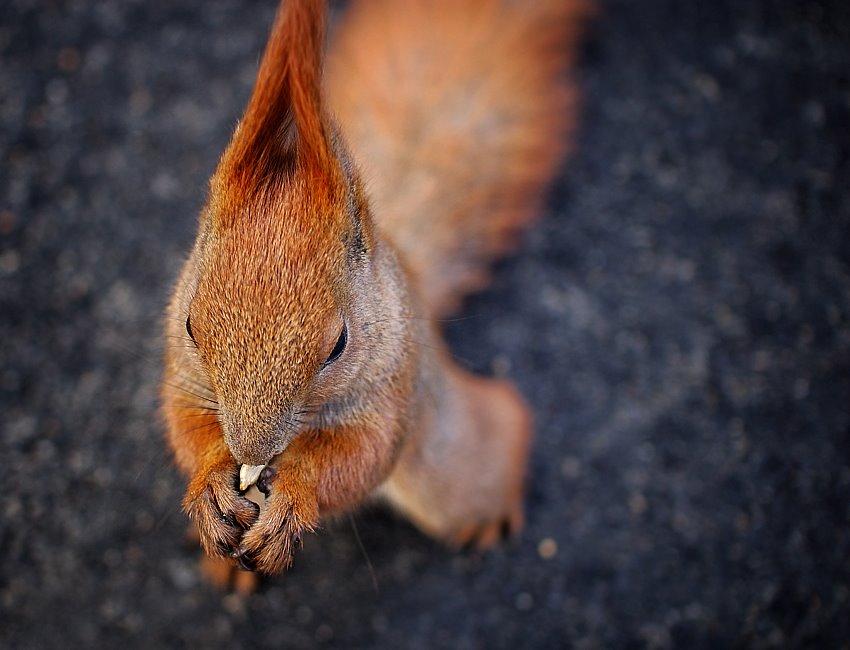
[161,0,586,576]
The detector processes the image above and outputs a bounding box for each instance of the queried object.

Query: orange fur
[161,0,587,577]
[327,0,588,315]
[220,0,337,201]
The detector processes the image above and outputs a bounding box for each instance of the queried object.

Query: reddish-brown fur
[326,0,588,315]
[162,0,587,577]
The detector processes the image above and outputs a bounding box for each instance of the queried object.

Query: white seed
[239,464,266,491]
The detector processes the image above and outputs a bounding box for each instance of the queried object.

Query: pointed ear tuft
[221,0,335,194]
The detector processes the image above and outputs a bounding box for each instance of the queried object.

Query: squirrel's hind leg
[379,368,533,550]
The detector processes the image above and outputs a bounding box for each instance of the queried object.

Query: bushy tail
[326,0,589,316]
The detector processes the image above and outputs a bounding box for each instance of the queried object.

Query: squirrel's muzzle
[220,411,295,466]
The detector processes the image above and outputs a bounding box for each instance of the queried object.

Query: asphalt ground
[1,1,849,648]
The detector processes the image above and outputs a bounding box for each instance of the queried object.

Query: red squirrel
[162,0,586,576]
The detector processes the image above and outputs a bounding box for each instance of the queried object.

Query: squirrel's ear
[219,0,334,195]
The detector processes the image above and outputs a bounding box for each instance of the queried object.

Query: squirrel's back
[327,0,588,316]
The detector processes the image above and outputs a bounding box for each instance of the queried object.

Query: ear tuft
[220,0,335,195]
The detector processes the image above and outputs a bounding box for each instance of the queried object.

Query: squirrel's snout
[222,416,289,467]
[229,442,274,467]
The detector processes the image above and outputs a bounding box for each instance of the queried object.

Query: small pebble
[222,593,245,616]
[315,623,334,642]
[296,605,313,625]
[629,493,648,516]
[515,592,534,611]
[57,47,81,72]
[538,537,558,560]
[561,456,582,480]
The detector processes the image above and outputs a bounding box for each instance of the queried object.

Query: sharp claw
[231,547,256,572]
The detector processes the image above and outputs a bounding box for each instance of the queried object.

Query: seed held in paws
[239,464,266,492]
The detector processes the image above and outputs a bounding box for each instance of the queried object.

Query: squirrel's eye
[186,316,195,343]
[325,324,347,365]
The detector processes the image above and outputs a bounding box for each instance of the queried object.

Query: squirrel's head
[179,0,378,465]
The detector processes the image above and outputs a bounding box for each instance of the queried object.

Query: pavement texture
[1,0,849,648]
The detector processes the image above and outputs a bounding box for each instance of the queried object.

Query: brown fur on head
[184,0,372,465]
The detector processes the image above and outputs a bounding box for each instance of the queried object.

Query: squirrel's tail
[327,0,590,316]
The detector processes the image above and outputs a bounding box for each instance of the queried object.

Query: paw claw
[231,547,257,572]
[184,462,261,559]
[189,461,317,575]
[215,539,235,556]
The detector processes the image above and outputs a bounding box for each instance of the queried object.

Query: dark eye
[186,316,195,343]
[325,324,347,365]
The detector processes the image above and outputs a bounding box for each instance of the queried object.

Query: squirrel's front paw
[232,466,318,574]
[183,461,260,558]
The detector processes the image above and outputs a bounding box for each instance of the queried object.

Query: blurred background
[1,0,849,647]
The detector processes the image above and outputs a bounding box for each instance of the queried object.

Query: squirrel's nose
[228,442,273,467]
[221,418,278,467]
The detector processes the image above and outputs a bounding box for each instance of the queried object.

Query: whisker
[163,380,219,407]
[171,410,220,420]
[172,419,221,439]
[348,513,379,594]
[362,313,479,327]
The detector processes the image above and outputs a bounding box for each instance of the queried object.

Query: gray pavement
[1,0,849,648]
